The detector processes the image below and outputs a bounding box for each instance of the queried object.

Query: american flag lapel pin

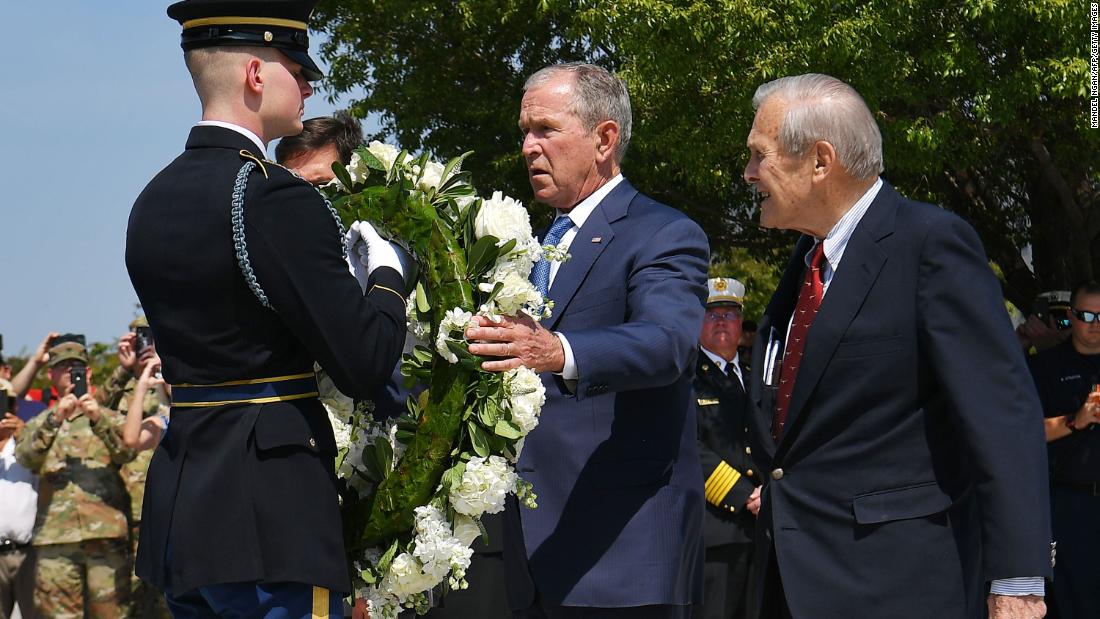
[591,236,602,243]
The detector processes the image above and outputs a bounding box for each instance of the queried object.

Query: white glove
[349,220,405,281]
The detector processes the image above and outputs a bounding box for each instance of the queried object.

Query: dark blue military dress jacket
[126,125,407,596]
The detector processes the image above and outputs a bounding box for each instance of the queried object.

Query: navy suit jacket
[503,179,709,609]
[748,183,1052,619]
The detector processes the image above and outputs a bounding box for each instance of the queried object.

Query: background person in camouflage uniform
[14,340,135,619]
[98,318,171,619]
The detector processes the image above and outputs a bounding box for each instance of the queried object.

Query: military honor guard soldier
[125,1,410,616]
[694,278,760,619]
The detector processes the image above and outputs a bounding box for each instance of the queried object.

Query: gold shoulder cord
[239,150,269,178]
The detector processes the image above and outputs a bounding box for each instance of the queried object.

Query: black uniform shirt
[1029,339,1100,484]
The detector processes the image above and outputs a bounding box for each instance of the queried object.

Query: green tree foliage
[315,0,1096,307]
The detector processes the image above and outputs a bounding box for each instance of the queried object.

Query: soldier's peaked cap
[168,0,324,81]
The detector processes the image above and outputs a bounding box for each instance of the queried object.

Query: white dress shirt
[549,174,625,381]
[0,437,38,544]
[700,348,744,389]
[195,120,267,155]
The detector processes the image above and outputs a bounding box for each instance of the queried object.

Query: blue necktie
[530,215,574,297]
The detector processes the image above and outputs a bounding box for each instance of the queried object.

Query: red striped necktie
[772,242,826,441]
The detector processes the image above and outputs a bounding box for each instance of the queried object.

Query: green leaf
[415,282,431,313]
[468,420,491,457]
[360,445,384,482]
[493,418,523,440]
[376,539,401,574]
[497,238,517,256]
[412,345,434,364]
[355,146,387,171]
[482,281,505,305]
[477,401,499,427]
[439,151,474,191]
[466,235,501,277]
[331,161,356,192]
[476,516,489,544]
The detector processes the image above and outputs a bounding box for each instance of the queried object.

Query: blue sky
[0,2,376,354]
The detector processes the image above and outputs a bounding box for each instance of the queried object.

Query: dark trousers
[760,548,792,619]
[426,552,510,619]
[513,599,691,619]
[693,543,753,619]
[164,581,344,619]
[1049,484,1100,619]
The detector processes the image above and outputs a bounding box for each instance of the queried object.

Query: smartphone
[134,326,154,353]
[5,395,14,415]
[70,363,88,398]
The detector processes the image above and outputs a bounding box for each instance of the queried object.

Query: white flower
[387,419,407,468]
[357,585,399,619]
[367,140,401,172]
[485,237,542,283]
[453,514,481,547]
[449,455,518,517]
[348,152,371,185]
[326,407,352,453]
[454,195,476,214]
[435,307,474,364]
[504,366,545,435]
[510,437,526,463]
[474,192,533,244]
[406,291,431,341]
[381,553,438,601]
[479,271,543,317]
[541,241,571,264]
[418,160,448,192]
[412,506,473,580]
[316,366,354,431]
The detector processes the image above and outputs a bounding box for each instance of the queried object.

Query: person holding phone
[13,340,136,618]
[97,317,173,619]
[1029,280,1100,618]
[122,356,169,453]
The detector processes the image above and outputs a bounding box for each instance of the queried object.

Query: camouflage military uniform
[14,403,135,619]
[111,373,171,619]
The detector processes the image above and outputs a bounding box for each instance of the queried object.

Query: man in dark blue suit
[742,74,1052,619]
[466,63,709,618]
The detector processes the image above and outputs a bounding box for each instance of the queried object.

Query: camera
[134,326,154,353]
[70,362,88,398]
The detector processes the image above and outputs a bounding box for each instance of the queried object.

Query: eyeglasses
[705,311,742,322]
[1071,308,1100,324]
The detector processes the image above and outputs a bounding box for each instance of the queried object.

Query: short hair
[524,62,632,163]
[752,74,884,181]
[275,111,364,166]
[184,46,285,109]
[1071,281,1100,306]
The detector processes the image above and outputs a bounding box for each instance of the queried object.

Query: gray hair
[525,62,633,163]
[752,74,883,180]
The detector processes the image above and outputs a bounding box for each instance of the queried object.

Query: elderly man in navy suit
[466,62,709,618]
[743,73,1052,619]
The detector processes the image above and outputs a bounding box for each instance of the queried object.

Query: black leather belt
[1054,481,1100,496]
[0,538,29,553]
